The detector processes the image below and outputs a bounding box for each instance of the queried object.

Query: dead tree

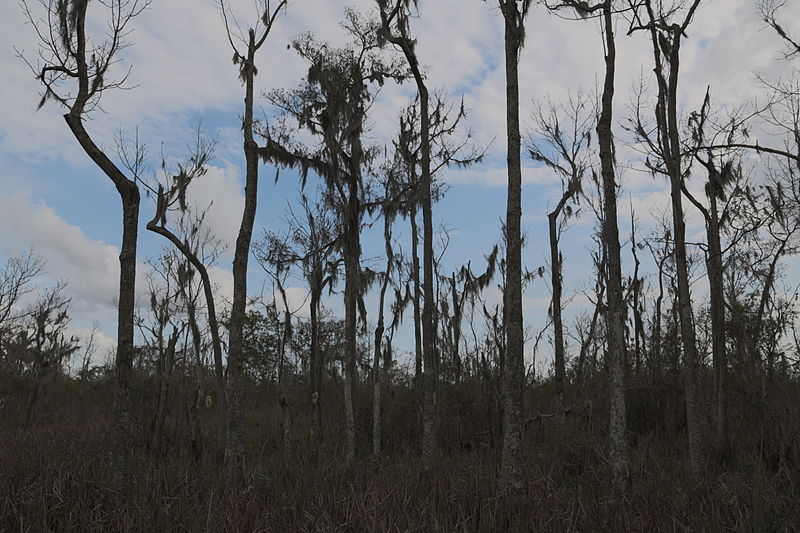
[122,130,230,464]
[527,92,593,416]
[219,0,288,479]
[546,0,632,488]
[759,0,800,59]
[628,0,706,481]
[259,12,405,476]
[20,0,148,483]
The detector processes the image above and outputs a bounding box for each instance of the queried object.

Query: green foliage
[241,309,283,383]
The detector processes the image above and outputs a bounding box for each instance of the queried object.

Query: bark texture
[596,0,630,490]
[499,0,527,497]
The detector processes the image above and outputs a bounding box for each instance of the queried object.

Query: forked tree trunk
[63,110,140,486]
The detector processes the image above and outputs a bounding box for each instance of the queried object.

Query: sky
[1,0,799,371]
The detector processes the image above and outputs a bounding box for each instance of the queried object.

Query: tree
[758,0,800,59]
[496,0,532,497]
[527,93,592,416]
[679,94,758,461]
[21,282,79,426]
[0,249,46,374]
[260,11,405,475]
[377,0,440,472]
[629,0,706,480]
[136,256,185,454]
[122,127,230,464]
[255,193,338,467]
[545,0,632,488]
[219,0,288,479]
[20,0,148,483]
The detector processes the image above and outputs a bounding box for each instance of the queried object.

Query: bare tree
[20,0,149,482]
[218,0,288,479]
[758,0,800,59]
[260,194,339,467]
[628,0,706,480]
[496,0,532,498]
[136,258,185,454]
[545,0,631,488]
[22,282,79,426]
[122,128,230,464]
[527,93,593,417]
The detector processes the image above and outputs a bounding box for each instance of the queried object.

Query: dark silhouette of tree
[259,11,405,475]
[629,0,706,480]
[527,93,592,417]
[545,0,631,489]
[377,0,441,472]
[759,0,800,59]
[126,130,230,465]
[219,0,288,481]
[496,0,532,498]
[19,0,149,484]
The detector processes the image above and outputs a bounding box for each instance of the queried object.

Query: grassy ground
[1,373,798,531]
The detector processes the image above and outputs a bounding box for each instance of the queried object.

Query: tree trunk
[279,396,293,475]
[151,330,179,453]
[63,112,140,487]
[706,193,728,459]
[309,286,323,467]
[549,210,566,417]
[373,217,392,458]
[630,213,645,375]
[597,0,630,490]
[663,27,704,481]
[500,0,526,497]
[410,205,423,410]
[343,187,360,476]
[226,37,259,481]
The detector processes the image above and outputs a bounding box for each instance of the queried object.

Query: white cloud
[0,191,140,313]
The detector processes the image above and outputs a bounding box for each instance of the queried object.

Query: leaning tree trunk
[597,0,630,490]
[499,0,526,497]
[64,111,140,487]
[148,218,229,466]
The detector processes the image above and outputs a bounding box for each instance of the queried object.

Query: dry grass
[1,374,799,531]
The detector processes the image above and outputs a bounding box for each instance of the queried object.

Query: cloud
[447,164,561,187]
[180,163,245,252]
[0,191,142,314]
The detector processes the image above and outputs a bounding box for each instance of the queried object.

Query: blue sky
[2,0,798,369]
